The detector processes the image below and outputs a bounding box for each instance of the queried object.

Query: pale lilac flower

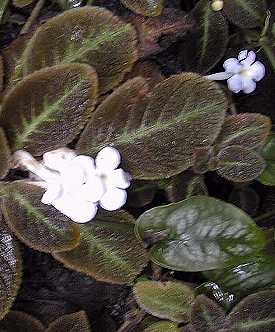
[206,50,265,94]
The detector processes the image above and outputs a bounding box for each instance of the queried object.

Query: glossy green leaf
[134,281,195,322]
[214,114,271,151]
[258,133,275,186]
[215,145,265,182]
[182,0,228,73]
[0,311,44,332]
[225,290,275,331]
[12,0,34,8]
[121,0,164,16]
[223,0,266,28]
[23,7,137,93]
[135,196,266,271]
[0,128,11,179]
[78,73,227,180]
[0,63,98,156]
[190,295,226,332]
[144,321,180,332]
[46,311,90,332]
[0,221,22,320]
[54,211,148,284]
[1,182,80,253]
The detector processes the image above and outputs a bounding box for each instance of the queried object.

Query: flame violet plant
[0,0,275,331]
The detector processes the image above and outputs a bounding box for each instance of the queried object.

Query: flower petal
[80,175,105,202]
[61,164,86,192]
[239,50,256,68]
[100,188,127,211]
[223,58,242,74]
[43,148,77,172]
[242,78,256,94]
[41,183,62,204]
[71,155,96,178]
[53,193,98,223]
[106,169,131,189]
[96,146,121,172]
[227,74,242,93]
[248,61,265,82]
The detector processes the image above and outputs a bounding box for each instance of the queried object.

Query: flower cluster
[14,147,131,223]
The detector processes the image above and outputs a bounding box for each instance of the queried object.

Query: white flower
[211,0,223,11]
[206,50,265,94]
[13,147,131,223]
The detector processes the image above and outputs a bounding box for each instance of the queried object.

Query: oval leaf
[0,311,44,332]
[120,0,164,16]
[54,211,148,284]
[0,63,97,156]
[46,311,90,332]
[23,7,137,93]
[0,128,11,179]
[144,321,180,332]
[134,281,195,322]
[182,0,228,73]
[78,73,227,179]
[1,182,80,253]
[214,114,271,151]
[216,145,265,182]
[223,0,266,28]
[135,196,266,271]
[0,222,22,320]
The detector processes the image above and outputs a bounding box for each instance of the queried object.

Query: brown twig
[20,0,45,35]
[116,310,146,332]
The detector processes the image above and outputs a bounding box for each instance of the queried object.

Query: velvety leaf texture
[0,222,22,320]
[23,7,138,93]
[54,211,148,284]
[183,0,228,73]
[135,196,266,271]
[134,281,195,322]
[225,290,275,331]
[216,145,265,182]
[0,128,11,179]
[1,182,80,253]
[0,311,45,332]
[0,63,98,156]
[223,0,266,28]
[121,0,164,16]
[78,73,227,180]
[46,311,91,332]
[143,321,180,332]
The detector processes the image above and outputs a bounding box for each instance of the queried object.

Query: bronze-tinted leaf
[23,7,137,93]
[0,128,11,179]
[46,311,90,332]
[0,221,22,320]
[54,211,148,284]
[223,0,266,28]
[121,0,164,16]
[0,63,98,156]
[78,74,227,180]
[214,114,271,151]
[182,0,228,73]
[0,311,44,332]
[143,321,180,332]
[12,0,34,8]
[216,145,265,182]
[191,295,226,332]
[1,182,80,253]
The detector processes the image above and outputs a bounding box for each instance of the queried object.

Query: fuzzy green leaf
[0,63,98,156]
[120,0,164,16]
[46,311,91,332]
[258,133,275,186]
[78,73,227,179]
[135,196,266,271]
[1,182,80,253]
[54,211,148,284]
[0,311,45,332]
[0,128,11,179]
[144,321,180,332]
[23,7,137,93]
[134,281,195,322]
[12,0,34,8]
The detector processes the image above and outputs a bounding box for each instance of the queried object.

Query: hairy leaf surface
[46,311,90,332]
[121,0,164,16]
[0,311,44,332]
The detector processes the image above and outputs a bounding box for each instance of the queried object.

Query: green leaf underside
[54,211,148,284]
[0,63,97,155]
[134,281,195,322]
[120,0,165,16]
[216,145,265,182]
[223,0,266,28]
[23,7,137,93]
[0,128,11,179]
[1,182,80,253]
[226,290,275,331]
[46,311,90,332]
[183,0,228,73]
[215,113,271,151]
[135,196,266,271]
[144,321,180,332]
[78,73,227,179]
[0,311,45,332]
[258,133,275,186]
[0,221,22,320]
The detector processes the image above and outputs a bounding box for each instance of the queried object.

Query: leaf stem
[260,37,275,72]
[20,0,45,35]
[116,310,146,332]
